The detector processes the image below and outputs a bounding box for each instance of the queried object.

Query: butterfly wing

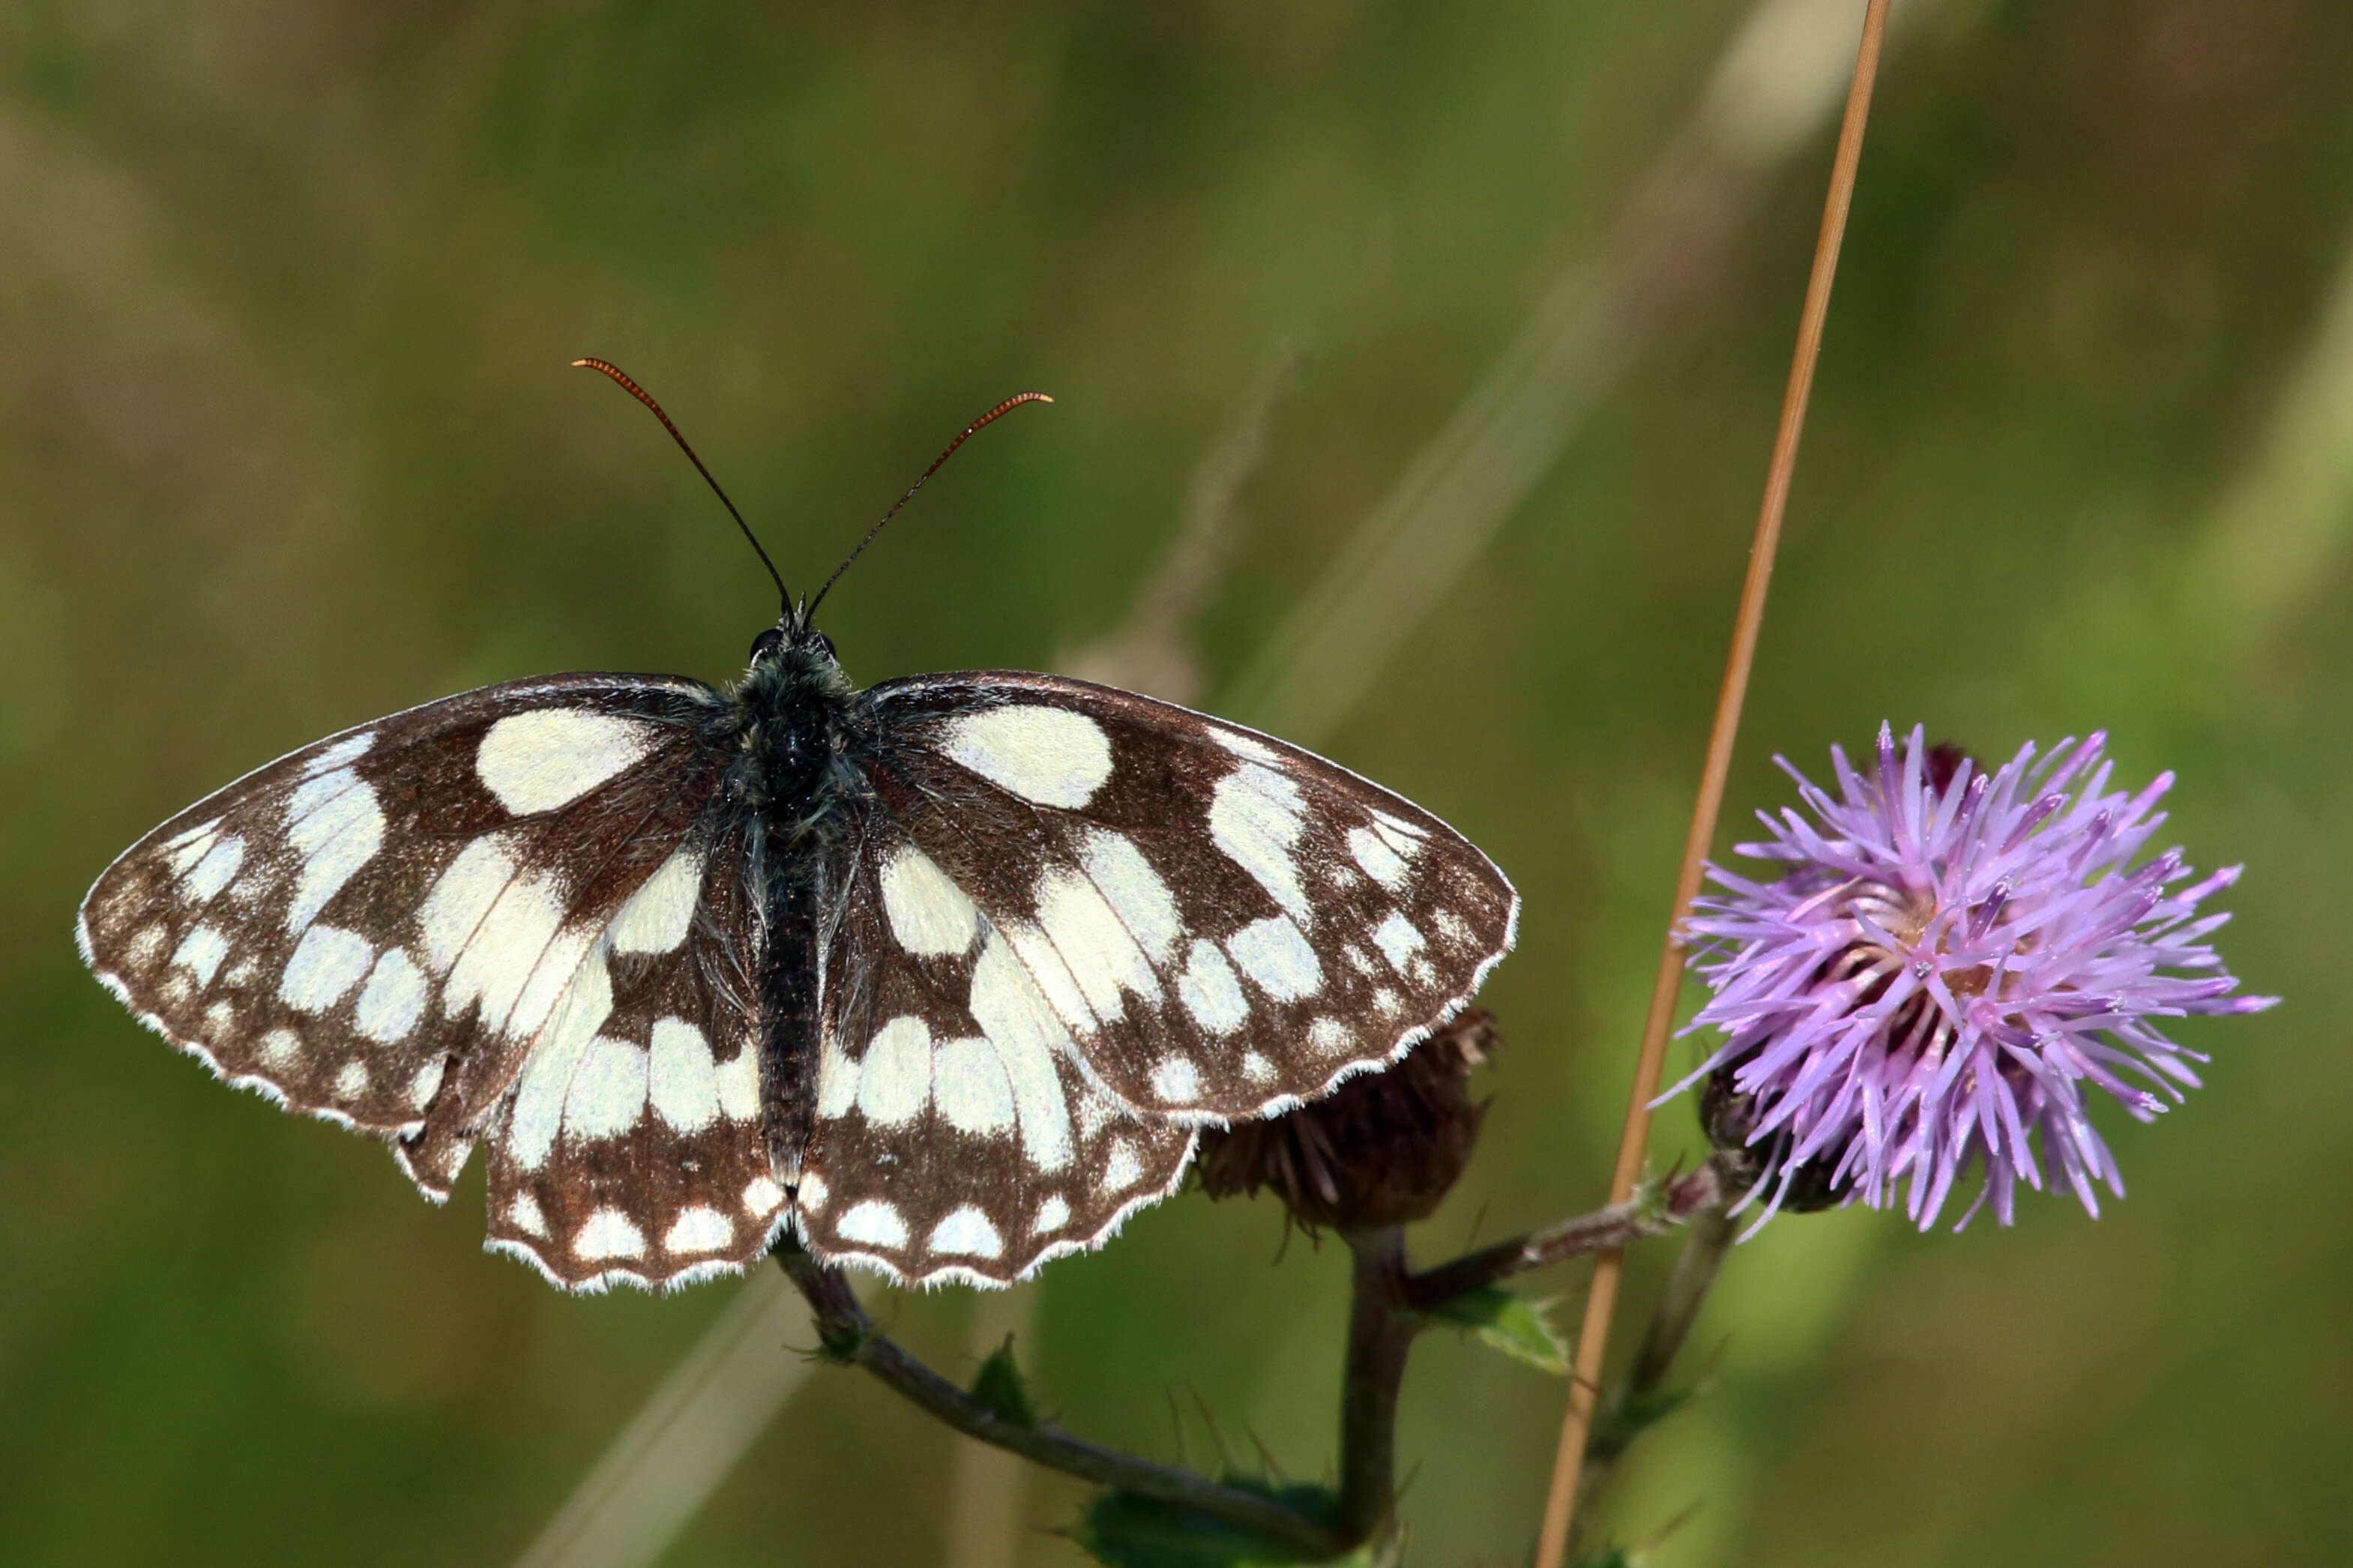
[76,675,757,1269]
[783,670,1515,1283]
[473,804,793,1291]
[790,802,1196,1285]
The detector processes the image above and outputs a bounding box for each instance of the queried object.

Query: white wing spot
[280,925,374,1013]
[929,1207,1003,1258]
[933,1035,1016,1135]
[333,1059,370,1100]
[1003,920,1098,1034]
[508,1192,548,1237]
[944,705,1113,808]
[1373,987,1403,1019]
[576,1208,648,1260]
[796,1174,829,1213]
[815,1033,860,1119]
[1434,908,1474,948]
[1226,915,1323,1001]
[838,1199,909,1249]
[1241,1051,1274,1083]
[1177,938,1248,1035]
[648,1017,721,1133]
[610,846,702,953]
[1347,827,1410,892]
[442,859,574,1037]
[164,821,221,874]
[420,834,519,972]
[172,926,231,988]
[301,732,376,777]
[184,835,246,905]
[1372,810,1428,845]
[1100,1139,1142,1193]
[968,934,1076,1171]
[1032,1195,1071,1234]
[665,1207,733,1254]
[564,1036,648,1140]
[409,1058,446,1109]
[879,843,980,957]
[1210,764,1310,920]
[1035,866,1155,1020]
[258,1028,301,1067]
[744,1175,785,1216]
[1308,1016,1351,1055]
[857,1016,933,1127]
[1344,944,1378,978]
[1373,911,1426,975]
[507,951,615,1172]
[714,1047,759,1121]
[126,923,167,968]
[1209,728,1282,764]
[1149,1055,1202,1103]
[203,1000,236,1036]
[1080,829,1184,963]
[476,710,658,815]
[224,956,259,989]
[354,947,428,1043]
[286,771,384,931]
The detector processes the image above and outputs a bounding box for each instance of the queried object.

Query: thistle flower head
[1674,724,2275,1230]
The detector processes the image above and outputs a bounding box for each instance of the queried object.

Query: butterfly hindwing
[793,804,1197,1285]
[846,672,1517,1118]
[477,807,792,1291]
[76,675,735,1215]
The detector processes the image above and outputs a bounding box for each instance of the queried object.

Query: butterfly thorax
[729,627,864,849]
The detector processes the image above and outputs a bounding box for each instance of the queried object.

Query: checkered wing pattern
[786,672,1517,1282]
[74,674,779,1290]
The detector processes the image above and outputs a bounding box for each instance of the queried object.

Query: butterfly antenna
[572,357,792,615]
[804,391,1052,623]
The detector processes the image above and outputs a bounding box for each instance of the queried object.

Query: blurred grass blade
[2197,215,2353,639]
[510,1269,814,1568]
[946,1285,1041,1568]
[1221,0,1942,744]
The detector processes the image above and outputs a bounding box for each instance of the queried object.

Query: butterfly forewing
[77,675,735,1215]
[848,672,1518,1124]
[792,804,1196,1284]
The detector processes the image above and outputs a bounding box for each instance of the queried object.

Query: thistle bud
[1197,1009,1495,1234]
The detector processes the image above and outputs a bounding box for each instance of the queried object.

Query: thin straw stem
[1530,3,1893,1564]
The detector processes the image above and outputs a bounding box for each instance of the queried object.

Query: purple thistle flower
[1671,723,2275,1230]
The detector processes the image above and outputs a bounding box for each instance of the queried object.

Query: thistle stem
[772,1248,1345,1558]
[1338,1227,1416,1546]
[1570,1193,1737,1556]
[1532,4,1893,1562]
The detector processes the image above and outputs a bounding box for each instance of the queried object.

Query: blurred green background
[4,1,2349,1563]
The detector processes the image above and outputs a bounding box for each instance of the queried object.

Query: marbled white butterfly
[76,367,1517,1291]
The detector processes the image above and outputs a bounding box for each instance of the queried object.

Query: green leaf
[970,1335,1037,1428]
[1074,1481,1366,1568]
[1413,1286,1568,1374]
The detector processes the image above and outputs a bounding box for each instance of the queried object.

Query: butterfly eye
[748,628,784,662]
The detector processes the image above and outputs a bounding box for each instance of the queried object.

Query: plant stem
[1569,1192,1737,1558]
[1403,1163,1723,1311]
[772,1248,1345,1558]
[1337,1228,1415,1546]
[1533,3,1893,1561]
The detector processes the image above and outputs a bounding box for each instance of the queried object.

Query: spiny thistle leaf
[971,1336,1038,1428]
[1073,1482,1362,1568]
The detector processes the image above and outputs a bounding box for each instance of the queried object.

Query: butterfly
[75,364,1519,1292]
